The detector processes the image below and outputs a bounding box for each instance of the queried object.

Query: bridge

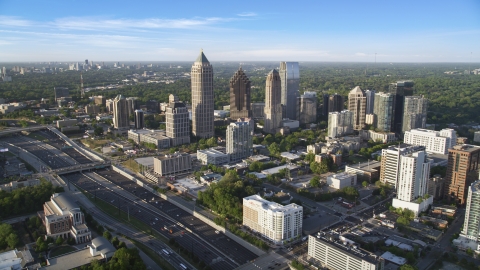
[54,161,112,175]
[0,125,50,137]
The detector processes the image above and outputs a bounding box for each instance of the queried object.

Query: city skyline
[0,0,479,62]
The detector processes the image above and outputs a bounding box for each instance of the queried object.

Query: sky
[0,0,479,62]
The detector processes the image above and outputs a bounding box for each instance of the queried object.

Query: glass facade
[280,62,300,120]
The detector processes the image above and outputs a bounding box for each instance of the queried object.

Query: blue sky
[0,0,479,62]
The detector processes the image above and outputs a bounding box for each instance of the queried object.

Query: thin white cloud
[355,53,367,56]
[237,12,257,17]
[0,16,33,27]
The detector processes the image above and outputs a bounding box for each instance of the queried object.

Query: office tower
[389,81,414,133]
[226,120,253,162]
[391,148,431,216]
[322,94,329,116]
[251,103,265,119]
[146,100,160,113]
[279,62,300,120]
[379,144,426,188]
[191,50,214,138]
[166,94,190,146]
[307,234,384,270]
[328,110,353,138]
[365,90,375,115]
[328,94,344,113]
[113,94,129,130]
[297,92,317,125]
[263,69,282,134]
[94,95,106,106]
[134,109,144,129]
[54,87,70,100]
[404,128,456,155]
[243,195,303,244]
[373,92,394,132]
[1,67,6,75]
[348,86,366,130]
[229,67,251,119]
[402,96,428,133]
[462,180,480,241]
[444,144,480,204]
[85,59,88,65]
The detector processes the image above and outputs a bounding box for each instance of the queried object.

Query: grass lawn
[80,139,109,149]
[122,159,140,173]
[347,155,368,164]
[50,245,76,257]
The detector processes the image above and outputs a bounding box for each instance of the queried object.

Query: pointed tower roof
[269,69,279,74]
[349,86,364,94]
[195,49,210,63]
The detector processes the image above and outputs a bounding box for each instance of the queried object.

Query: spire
[195,49,209,63]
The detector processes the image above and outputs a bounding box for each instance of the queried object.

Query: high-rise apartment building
[389,81,414,133]
[322,94,329,116]
[380,144,426,188]
[444,144,480,204]
[264,70,283,134]
[328,94,344,113]
[297,91,317,125]
[328,110,353,138]
[404,128,456,155]
[165,94,190,147]
[226,120,253,162]
[391,148,431,216]
[365,90,375,115]
[134,109,144,129]
[229,67,251,119]
[113,94,129,130]
[243,195,303,244]
[348,86,366,130]
[402,96,428,133]
[191,50,214,138]
[373,92,394,132]
[308,234,384,270]
[462,180,480,241]
[279,62,300,120]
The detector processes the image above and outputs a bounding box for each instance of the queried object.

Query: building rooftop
[349,86,363,94]
[451,144,480,152]
[381,251,406,265]
[0,249,22,270]
[195,50,210,63]
[311,234,381,264]
[91,237,116,255]
[156,152,190,160]
[197,148,228,157]
[42,249,95,270]
[261,164,299,175]
[280,152,301,160]
[470,180,480,194]
[408,221,443,238]
[244,195,301,213]
[345,160,381,172]
[52,193,78,213]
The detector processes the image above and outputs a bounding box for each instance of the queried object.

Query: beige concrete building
[165,94,190,146]
[113,94,129,131]
[0,178,40,192]
[229,67,251,119]
[154,153,192,176]
[85,104,100,114]
[191,50,214,138]
[402,96,428,133]
[264,70,283,134]
[348,86,366,130]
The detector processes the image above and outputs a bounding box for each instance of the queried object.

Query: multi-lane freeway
[64,170,259,270]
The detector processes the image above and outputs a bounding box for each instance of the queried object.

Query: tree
[6,233,18,249]
[55,236,64,245]
[399,264,417,270]
[310,176,321,188]
[94,126,104,136]
[397,216,409,226]
[103,230,112,241]
[268,142,280,156]
[0,223,15,249]
[362,181,368,188]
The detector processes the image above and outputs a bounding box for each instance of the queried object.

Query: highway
[64,171,258,270]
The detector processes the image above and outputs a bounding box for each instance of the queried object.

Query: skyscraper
[264,69,282,134]
[166,94,191,146]
[444,144,480,204]
[462,180,480,241]
[322,94,329,116]
[328,94,344,113]
[229,67,251,119]
[348,86,366,130]
[389,81,414,133]
[191,50,214,138]
[328,110,353,138]
[365,90,375,115]
[226,120,253,162]
[54,87,70,100]
[279,62,300,120]
[373,92,394,132]
[402,96,428,133]
[134,109,144,129]
[113,94,129,130]
[297,92,317,125]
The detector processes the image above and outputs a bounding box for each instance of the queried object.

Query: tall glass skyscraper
[365,90,375,115]
[279,62,300,120]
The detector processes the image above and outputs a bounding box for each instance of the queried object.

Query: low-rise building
[85,104,100,114]
[431,205,456,217]
[407,221,443,241]
[280,152,301,162]
[326,173,357,189]
[153,153,192,176]
[200,173,223,185]
[260,164,299,175]
[243,195,302,244]
[474,131,480,143]
[197,148,229,165]
[428,175,444,200]
[360,130,396,143]
[0,178,40,192]
[308,233,384,270]
[345,161,381,182]
[127,129,170,149]
[41,193,91,244]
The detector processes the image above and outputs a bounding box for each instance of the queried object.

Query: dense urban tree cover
[0,179,64,219]
[0,223,19,250]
